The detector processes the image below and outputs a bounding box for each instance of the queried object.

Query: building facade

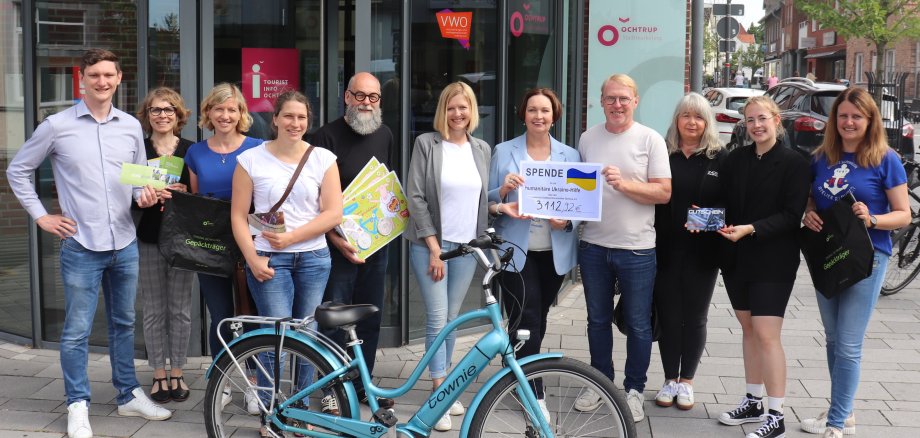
[1,0,691,357]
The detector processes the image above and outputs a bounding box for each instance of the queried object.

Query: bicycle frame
[209,241,557,437]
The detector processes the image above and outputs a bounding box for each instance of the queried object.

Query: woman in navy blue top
[184,83,262,413]
[801,87,910,436]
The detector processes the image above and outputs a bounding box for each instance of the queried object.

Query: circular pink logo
[597,25,619,46]
[510,11,524,37]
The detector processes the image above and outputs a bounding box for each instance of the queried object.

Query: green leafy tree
[732,43,764,74]
[704,28,719,68]
[798,0,920,85]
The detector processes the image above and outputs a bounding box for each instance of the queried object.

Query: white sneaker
[655,381,678,407]
[626,389,645,423]
[823,427,844,438]
[244,386,261,415]
[434,412,452,431]
[449,400,465,416]
[676,382,694,410]
[117,387,172,420]
[801,410,856,435]
[537,399,551,424]
[574,388,602,412]
[221,388,232,410]
[67,400,93,438]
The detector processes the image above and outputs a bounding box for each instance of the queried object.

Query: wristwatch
[494,203,504,216]
[869,215,878,228]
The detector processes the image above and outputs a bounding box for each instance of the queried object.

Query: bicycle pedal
[373,408,398,427]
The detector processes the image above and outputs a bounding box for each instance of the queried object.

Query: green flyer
[119,163,167,189]
[147,155,185,185]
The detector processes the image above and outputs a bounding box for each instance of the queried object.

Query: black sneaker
[718,394,764,425]
[745,409,785,438]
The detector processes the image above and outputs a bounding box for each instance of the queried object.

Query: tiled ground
[1,262,919,437]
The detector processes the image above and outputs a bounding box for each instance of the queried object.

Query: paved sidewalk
[1,263,919,437]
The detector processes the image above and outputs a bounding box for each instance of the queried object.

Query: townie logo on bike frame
[427,365,477,409]
[597,16,662,46]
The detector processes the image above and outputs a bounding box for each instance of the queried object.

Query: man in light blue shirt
[6,48,171,438]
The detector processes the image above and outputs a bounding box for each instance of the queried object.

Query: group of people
[5,47,908,438]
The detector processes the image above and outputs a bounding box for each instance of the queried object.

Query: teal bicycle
[203,229,635,437]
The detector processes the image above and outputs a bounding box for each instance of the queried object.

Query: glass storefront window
[33,0,144,352]
[506,0,557,139]
[0,0,30,339]
[148,0,181,89]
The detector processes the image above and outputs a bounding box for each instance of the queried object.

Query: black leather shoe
[169,375,190,402]
[359,391,395,409]
[150,377,170,403]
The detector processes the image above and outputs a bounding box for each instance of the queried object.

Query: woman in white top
[230,91,342,436]
[405,82,491,432]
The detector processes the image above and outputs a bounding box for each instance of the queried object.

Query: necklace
[220,152,229,164]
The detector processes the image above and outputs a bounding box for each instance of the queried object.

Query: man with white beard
[310,72,396,411]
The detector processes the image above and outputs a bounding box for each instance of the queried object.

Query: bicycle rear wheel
[203,334,352,437]
[882,224,920,295]
[469,357,636,438]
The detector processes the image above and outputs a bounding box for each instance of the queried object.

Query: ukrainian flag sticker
[566,168,597,191]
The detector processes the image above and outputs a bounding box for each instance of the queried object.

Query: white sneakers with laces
[449,400,465,416]
[433,400,464,432]
[626,389,645,422]
[655,381,678,407]
[676,382,694,410]
[244,386,261,415]
[117,387,172,420]
[67,400,93,438]
[574,388,602,412]
[801,410,856,435]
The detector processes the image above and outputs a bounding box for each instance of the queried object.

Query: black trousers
[499,250,565,397]
[653,249,718,380]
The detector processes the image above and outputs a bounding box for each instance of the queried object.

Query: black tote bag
[800,193,874,298]
[158,191,242,277]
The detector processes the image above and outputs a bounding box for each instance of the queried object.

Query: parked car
[703,87,765,146]
[730,77,915,159]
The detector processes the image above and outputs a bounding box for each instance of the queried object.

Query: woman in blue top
[487,88,579,423]
[802,87,910,438]
[184,83,262,412]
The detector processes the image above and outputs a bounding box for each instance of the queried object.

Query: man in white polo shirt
[574,74,672,423]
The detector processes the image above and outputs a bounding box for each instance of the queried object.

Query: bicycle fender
[205,328,361,416]
[458,352,563,435]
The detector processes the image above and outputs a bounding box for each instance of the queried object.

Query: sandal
[169,375,190,402]
[150,377,170,403]
[260,413,285,438]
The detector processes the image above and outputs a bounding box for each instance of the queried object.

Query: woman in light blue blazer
[488,88,580,417]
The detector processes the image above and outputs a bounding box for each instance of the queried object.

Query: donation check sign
[519,162,603,221]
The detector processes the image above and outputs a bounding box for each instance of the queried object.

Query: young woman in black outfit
[716,95,810,438]
[653,92,727,411]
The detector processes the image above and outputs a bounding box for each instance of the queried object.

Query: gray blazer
[404,132,491,245]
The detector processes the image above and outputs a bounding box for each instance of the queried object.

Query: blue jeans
[60,238,140,405]
[578,242,656,392]
[246,248,331,404]
[323,244,388,385]
[198,273,235,357]
[816,251,889,429]
[409,241,478,379]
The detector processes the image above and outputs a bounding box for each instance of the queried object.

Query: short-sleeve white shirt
[439,140,482,243]
[577,122,670,249]
[237,142,337,252]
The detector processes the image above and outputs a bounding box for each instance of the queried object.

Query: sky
[712,0,767,30]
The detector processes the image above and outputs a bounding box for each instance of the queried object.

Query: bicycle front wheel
[203,334,352,437]
[882,225,920,295]
[469,357,636,438]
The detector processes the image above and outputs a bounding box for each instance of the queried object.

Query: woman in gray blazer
[405,82,491,432]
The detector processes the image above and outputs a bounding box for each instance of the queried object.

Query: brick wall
[847,37,919,97]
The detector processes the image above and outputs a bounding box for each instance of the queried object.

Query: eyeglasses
[602,96,633,106]
[347,90,381,103]
[148,106,177,116]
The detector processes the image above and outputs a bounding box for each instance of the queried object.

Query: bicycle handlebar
[439,229,504,261]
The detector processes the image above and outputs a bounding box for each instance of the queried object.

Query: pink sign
[241,48,300,113]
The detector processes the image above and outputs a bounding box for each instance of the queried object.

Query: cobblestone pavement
[1,263,919,437]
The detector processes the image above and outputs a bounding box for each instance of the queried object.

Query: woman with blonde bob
[801,88,910,438]
[405,82,491,432]
[716,95,810,438]
[653,92,726,411]
[184,83,263,412]
[134,87,195,402]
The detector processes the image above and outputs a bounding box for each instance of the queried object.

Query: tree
[798,0,920,86]
[704,28,719,69]
[732,43,764,74]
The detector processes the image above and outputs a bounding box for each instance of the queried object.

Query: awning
[805,50,846,59]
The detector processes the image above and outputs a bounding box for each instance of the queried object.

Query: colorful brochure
[337,161,409,259]
[119,163,167,189]
[146,155,185,185]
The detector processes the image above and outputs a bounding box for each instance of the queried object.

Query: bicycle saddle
[314,302,380,328]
